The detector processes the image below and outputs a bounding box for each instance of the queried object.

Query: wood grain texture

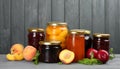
[80,0,92,32]
[11,0,25,45]
[38,0,51,28]
[92,0,105,33]
[0,0,11,54]
[65,0,79,29]
[51,0,64,21]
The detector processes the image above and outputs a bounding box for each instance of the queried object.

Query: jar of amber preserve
[93,33,110,52]
[46,22,68,49]
[66,30,85,62]
[28,28,45,50]
[39,41,62,63]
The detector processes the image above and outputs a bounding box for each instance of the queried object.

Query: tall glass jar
[46,22,68,49]
[66,30,85,62]
[93,33,110,52]
[28,28,45,50]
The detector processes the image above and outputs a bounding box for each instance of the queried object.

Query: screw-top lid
[101,34,110,38]
[28,28,44,32]
[47,21,67,26]
[39,41,61,45]
[70,29,85,35]
[93,33,102,37]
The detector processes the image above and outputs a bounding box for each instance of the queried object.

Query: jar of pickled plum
[46,22,68,49]
[66,30,85,62]
[28,28,45,50]
[39,41,62,63]
[93,33,110,52]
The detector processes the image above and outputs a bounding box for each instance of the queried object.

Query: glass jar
[46,22,68,49]
[84,30,92,57]
[39,41,62,63]
[28,28,45,50]
[93,33,110,52]
[66,30,85,62]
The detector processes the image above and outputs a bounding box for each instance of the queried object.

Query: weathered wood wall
[0,0,120,54]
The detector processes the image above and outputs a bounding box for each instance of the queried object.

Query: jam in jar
[93,33,110,52]
[39,41,62,63]
[28,28,45,50]
[66,29,85,62]
[46,22,68,49]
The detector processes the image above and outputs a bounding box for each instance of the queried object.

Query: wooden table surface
[0,54,120,69]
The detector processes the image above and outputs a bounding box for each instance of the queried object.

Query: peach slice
[14,53,24,61]
[6,54,15,61]
[23,46,37,61]
[59,49,75,64]
[11,44,24,54]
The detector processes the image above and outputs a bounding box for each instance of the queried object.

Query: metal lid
[28,28,44,32]
[93,33,102,37]
[84,30,91,34]
[39,41,61,45]
[70,29,85,34]
[47,21,67,26]
[101,34,110,38]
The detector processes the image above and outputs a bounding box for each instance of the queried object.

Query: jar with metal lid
[66,29,85,62]
[46,22,68,49]
[93,33,110,52]
[28,28,45,50]
[39,41,62,63]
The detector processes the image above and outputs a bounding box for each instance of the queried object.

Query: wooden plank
[24,0,38,45]
[92,0,105,33]
[80,0,92,32]
[0,0,11,54]
[106,0,119,53]
[11,0,25,45]
[38,0,51,28]
[51,0,64,21]
[65,0,79,29]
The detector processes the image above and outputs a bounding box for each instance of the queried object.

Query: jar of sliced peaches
[46,22,68,49]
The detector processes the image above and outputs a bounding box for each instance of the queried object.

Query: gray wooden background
[0,0,120,54]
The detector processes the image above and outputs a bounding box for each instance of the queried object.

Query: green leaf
[109,48,115,60]
[32,51,40,65]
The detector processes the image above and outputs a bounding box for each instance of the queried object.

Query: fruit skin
[23,46,37,61]
[14,53,24,61]
[6,54,15,61]
[11,44,24,54]
[96,50,109,63]
[59,49,75,64]
[86,48,98,58]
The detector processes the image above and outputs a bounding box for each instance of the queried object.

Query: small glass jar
[39,41,62,63]
[28,28,45,50]
[66,30,85,62]
[93,33,110,52]
[46,22,68,49]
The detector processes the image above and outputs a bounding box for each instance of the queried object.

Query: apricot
[23,46,37,61]
[11,44,24,54]
[6,54,15,61]
[59,49,75,64]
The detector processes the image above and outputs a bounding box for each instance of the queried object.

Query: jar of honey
[93,33,110,52]
[39,41,62,63]
[28,28,45,50]
[66,29,85,62]
[46,22,68,49]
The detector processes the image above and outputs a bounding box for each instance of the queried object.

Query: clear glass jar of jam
[93,33,110,52]
[66,30,85,62]
[46,22,68,49]
[39,41,62,63]
[28,28,45,50]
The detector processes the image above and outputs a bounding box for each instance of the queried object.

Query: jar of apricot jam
[28,28,45,50]
[66,30,85,62]
[93,33,110,52]
[46,22,68,49]
[39,41,62,63]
